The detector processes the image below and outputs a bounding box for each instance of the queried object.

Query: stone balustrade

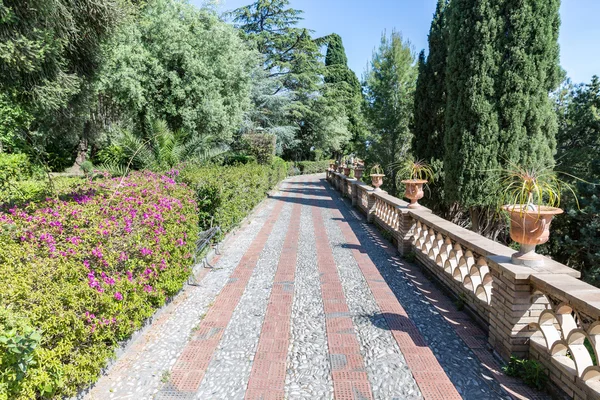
[326,169,600,400]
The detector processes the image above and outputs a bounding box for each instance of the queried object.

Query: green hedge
[0,171,198,399]
[295,160,332,175]
[180,159,287,234]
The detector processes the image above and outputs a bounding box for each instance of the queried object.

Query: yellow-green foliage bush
[0,171,198,399]
[180,159,287,234]
[296,160,332,175]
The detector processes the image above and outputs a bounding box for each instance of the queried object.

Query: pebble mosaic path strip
[89,174,550,400]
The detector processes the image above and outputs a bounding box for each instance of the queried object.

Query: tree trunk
[470,206,481,233]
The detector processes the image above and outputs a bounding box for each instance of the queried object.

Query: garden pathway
[86,174,548,400]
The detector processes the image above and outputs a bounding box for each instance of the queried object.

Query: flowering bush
[0,171,198,399]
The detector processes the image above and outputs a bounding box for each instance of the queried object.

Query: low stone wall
[326,169,600,400]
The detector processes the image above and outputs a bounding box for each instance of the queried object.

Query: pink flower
[143,285,153,293]
[91,246,103,259]
[114,292,123,301]
[140,247,153,257]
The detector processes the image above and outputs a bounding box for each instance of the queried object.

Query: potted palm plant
[500,164,566,266]
[398,159,434,209]
[370,164,385,190]
[343,161,351,176]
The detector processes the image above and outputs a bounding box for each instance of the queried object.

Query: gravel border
[285,200,334,399]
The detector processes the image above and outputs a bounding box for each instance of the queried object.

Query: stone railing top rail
[530,273,600,318]
[372,190,410,208]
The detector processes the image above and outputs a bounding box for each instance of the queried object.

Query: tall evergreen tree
[413,0,447,163]
[412,0,448,213]
[323,33,365,156]
[231,0,322,95]
[444,0,502,229]
[325,34,349,67]
[444,0,562,233]
[496,0,561,168]
[364,30,417,194]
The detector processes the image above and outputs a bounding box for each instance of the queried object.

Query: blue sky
[194,0,600,84]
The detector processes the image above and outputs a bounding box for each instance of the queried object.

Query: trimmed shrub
[296,160,332,175]
[0,171,198,399]
[241,134,276,165]
[0,154,32,188]
[180,160,287,234]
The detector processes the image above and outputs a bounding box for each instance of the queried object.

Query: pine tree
[231,0,322,95]
[365,30,417,194]
[496,0,561,168]
[444,0,502,214]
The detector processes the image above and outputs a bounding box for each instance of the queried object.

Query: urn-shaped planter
[503,205,563,266]
[338,165,344,173]
[343,167,351,176]
[329,163,335,170]
[401,179,427,209]
[354,167,364,180]
[370,174,384,190]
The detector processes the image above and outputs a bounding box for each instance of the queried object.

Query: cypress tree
[323,33,365,156]
[496,0,561,168]
[413,50,430,159]
[413,0,448,163]
[444,0,502,209]
[325,33,349,68]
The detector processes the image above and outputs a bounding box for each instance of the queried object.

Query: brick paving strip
[159,191,290,395]
[244,194,302,398]
[311,188,375,400]
[327,193,462,400]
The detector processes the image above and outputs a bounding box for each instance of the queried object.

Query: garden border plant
[0,171,199,399]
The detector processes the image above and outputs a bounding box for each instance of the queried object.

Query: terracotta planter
[354,167,364,180]
[343,167,351,176]
[337,165,344,173]
[401,179,427,209]
[503,205,563,266]
[329,163,335,170]
[370,174,384,190]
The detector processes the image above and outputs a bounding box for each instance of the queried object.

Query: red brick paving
[311,183,375,400]
[245,193,302,399]
[329,204,463,400]
[167,188,288,393]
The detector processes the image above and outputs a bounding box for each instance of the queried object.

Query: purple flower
[140,247,153,257]
[143,285,153,293]
[91,246,103,259]
[114,292,123,301]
